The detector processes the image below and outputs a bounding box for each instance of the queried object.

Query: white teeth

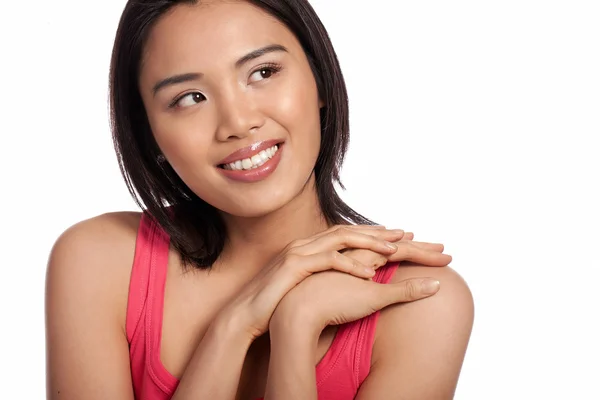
[251,154,262,165]
[241,158,253,169]
[224,144,280,171]
[259,150,268,162]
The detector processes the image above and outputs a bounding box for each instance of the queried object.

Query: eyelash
[168,62,284,109]
[251,62,283,80]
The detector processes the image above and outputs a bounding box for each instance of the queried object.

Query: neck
[218,173,329,270]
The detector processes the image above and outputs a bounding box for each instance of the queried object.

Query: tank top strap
[313,262,399,392]
[355,262,399,385]
[126,211,171,345]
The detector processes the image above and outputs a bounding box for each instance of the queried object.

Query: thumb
[378,278,440,308]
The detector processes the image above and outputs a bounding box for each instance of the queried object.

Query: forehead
[140,1,299,79]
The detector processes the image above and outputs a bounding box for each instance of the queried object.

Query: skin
[45,1,474,399]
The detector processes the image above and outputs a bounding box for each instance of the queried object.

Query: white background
[1,1,598,398]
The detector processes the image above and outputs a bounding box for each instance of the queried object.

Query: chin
[222,191,293,218]
[194,160,318,219]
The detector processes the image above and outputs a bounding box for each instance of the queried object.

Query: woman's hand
[342,233,452,269]
[270,241,449,333]
[221,225,409,340]
[342,231,451,272]
[264,241,455,400]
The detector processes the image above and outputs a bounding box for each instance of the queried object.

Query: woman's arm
[46,214,138,400]
[263,266,473,400]
[45,214,255,400]
[263,314,321,400]
[47,219,412,399]
[262,240,456,399]
[170,312,253,399]
[355,265,474,399]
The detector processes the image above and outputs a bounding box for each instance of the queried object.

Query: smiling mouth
[218,143,281,171]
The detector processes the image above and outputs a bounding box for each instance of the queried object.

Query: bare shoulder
[50,210,142,257]
[48,212,141,299]
[388,263,474,314]
[45,211,141,399]
[363,264,474,398]
[47,211,142,327]
[376,263,474,345]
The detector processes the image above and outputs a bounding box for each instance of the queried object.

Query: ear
[318,98,325,108]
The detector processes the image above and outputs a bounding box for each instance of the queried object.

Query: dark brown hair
[109,0,374,269]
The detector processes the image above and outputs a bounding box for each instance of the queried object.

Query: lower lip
[217,144,284,183]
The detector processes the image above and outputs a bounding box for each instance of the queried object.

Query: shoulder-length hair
[109,0,374,269]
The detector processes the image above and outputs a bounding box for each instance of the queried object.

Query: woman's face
[138,0,323,217]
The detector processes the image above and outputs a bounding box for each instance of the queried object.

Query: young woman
[45,1,474,399]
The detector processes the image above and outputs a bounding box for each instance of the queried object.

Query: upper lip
[217,139,283,165]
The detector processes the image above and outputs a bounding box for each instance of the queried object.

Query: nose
[215,89,265,142]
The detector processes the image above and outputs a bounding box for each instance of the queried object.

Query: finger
[387,242,452,266]
[310,224,404,242]
[346,226,407,242]
[396,261,445,268]
[322,224,387,235]
[287,225,395,249]
[304,251,375,278]
[401,232,414,240]
[360,224,387,229]
[341,248,388,270]
[296,227,402,256]
[401,241,444,252]
[390,240,443,251]
[360,229,407,244]
[273,252,375,290]
[376,278,441,309]
[342,242,446,274]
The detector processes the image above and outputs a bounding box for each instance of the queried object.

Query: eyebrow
[152,44,288,96]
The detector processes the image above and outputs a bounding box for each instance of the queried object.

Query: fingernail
[421,279,440,294]
[364,268,376,276]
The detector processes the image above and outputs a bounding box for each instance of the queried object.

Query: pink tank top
[126,212,399,399]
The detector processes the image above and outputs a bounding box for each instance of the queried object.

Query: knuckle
[330,224,344,233]
[366,254,383,268]
[349,257,360,269]
[287,239,301,249]
[378,237,390,245]
[329,251,340,263]
[336,226,350,236]
[404,280,421,300]
[282,252,299,266]
[337,228,353,243]
[348,250,366,262]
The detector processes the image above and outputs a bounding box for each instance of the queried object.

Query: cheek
[149,113,214,172]
[266,72,322,148]
[273,73,319,121]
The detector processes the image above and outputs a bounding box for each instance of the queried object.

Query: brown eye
[259,68,274,79]
[173,92,205,108]
[249,64,282,83]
